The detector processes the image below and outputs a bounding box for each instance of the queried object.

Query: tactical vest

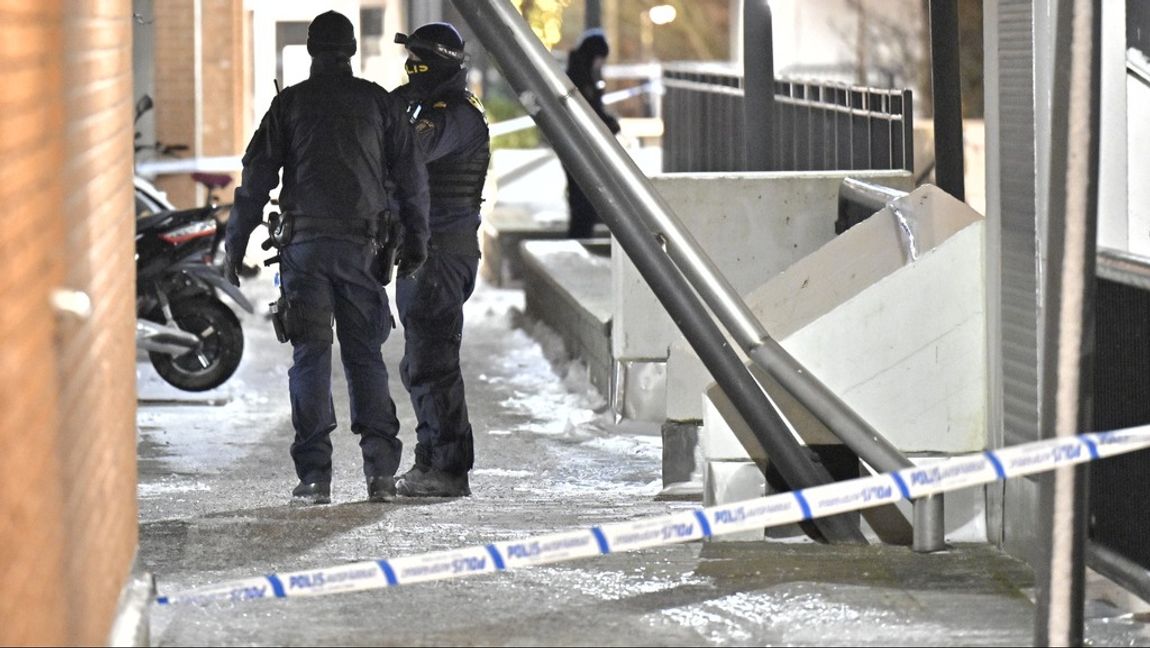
[427,92,490,212]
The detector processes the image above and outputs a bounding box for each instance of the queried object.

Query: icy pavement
[137,173,1150,645]
[136,271,1150,646]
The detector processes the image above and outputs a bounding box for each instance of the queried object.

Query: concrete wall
[1097,0,1129,252]
[611,170,913,364]
[1127,54,1150,256]
[1,1,139,644]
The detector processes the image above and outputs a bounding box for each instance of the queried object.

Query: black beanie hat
[307,11,357,58]
[575,28,609,59]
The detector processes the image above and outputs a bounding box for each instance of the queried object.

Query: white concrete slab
[611,170,914,365]
[703,460,767,542]
[684,186,987,455]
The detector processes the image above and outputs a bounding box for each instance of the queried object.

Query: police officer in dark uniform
[390,23,490,498]
[224,11,430,505]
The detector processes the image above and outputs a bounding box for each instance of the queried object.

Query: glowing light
[648,5,677,26]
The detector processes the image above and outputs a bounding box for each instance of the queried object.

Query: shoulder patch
[466,93,488,124]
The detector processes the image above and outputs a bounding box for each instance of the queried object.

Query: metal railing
[662,64,745,172]
[663,64,914,175]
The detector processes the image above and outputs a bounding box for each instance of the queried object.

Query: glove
[225,252,243,285]
[396,236,428,278]
[223,245,243,287]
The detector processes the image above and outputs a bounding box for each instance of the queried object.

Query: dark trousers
[396,250,478,475]
[281,239,402,484]
[565,170,600,239]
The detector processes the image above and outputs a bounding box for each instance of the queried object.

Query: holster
[268,293,334,345]
[260,211,295,257]
[269,294,291,343]
[271,211,295,247]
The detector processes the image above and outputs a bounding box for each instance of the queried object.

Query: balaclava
[396,22,466,95]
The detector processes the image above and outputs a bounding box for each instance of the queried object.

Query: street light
[640,4,677,119]
[648,4,677,26]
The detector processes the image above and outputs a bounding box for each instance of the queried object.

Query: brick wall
[59,0,139,642]
[0,0,138,644]
[153,0,197,206]
[153,0,247,207]
[0,2,69,644]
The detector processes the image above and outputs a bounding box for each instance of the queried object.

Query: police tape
[155,426,1150,606]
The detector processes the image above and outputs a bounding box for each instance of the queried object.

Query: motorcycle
[133,94,253,391]
[135,199,254,391]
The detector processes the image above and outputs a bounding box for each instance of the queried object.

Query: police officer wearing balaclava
[224,11,430,505]
[391,23,490,498]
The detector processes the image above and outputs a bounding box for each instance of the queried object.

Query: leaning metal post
[455,0,945,552]
[453,0,865,544]
[1034,0,1099,643]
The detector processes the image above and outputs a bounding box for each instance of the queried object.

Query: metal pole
[750,339,945,551]
[451,0,866,545]
[743,0,775,171]
[1034,0,1100,644]
[927,0,966,200]
[1086,541,1150,609]
[585,0,601,30]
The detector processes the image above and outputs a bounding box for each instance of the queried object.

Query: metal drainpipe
[743,0,775,171]
[452,0,866,544]
[1034,0,1100,643]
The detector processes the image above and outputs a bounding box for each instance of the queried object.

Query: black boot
[292,481,331,505]
[396,466,470,497]
[366,475,397,503]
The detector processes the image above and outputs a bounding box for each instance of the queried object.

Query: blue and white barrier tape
[156,426,1150,606]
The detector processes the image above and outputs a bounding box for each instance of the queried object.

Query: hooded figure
[564,28,620,238]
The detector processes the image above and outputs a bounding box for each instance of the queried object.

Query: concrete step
[479,206,610,287]
[519,238,613,397]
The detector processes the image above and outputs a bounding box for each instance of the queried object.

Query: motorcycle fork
[156,284,213,369]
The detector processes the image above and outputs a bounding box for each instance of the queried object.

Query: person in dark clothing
[224,11,430,505]
[391,22,490,498]
[564,28,620,239]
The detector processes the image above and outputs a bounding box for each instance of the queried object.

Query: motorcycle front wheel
[149,296,244,391]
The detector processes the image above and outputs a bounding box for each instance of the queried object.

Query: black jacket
[228,56,429,253]
[566,42,619,135]
[395,68,490,234]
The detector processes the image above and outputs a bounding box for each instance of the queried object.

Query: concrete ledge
[480,205,609,286]
[520,239,613,396]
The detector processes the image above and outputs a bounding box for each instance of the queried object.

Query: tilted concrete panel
[690,185,988,454]
[611,170,914,364]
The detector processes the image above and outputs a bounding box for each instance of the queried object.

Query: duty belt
[430,226,481,258]
[289,213,380,241]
